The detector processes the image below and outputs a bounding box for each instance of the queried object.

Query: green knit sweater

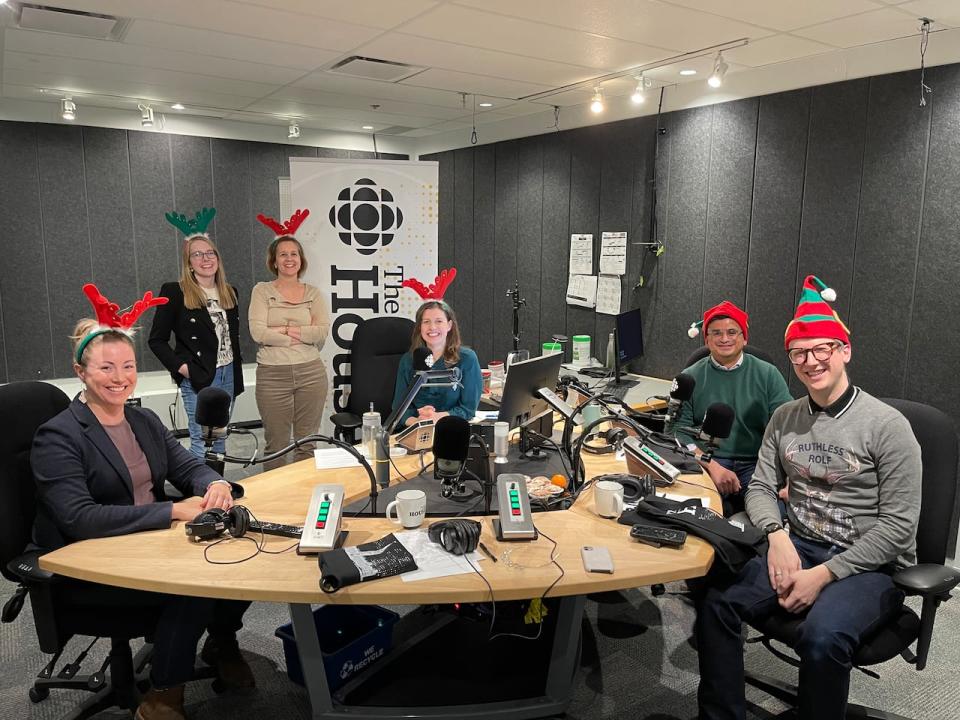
[671,353,793,460]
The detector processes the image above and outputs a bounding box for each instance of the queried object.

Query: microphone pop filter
[670,372,696,402]
[195,386,231,429]
[702,402,735,439]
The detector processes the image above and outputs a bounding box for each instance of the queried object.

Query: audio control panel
[623,437,680,485]
[493,474,537,541]
[297,484,344,554]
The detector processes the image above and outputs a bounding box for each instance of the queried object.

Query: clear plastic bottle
[361,404,381,457]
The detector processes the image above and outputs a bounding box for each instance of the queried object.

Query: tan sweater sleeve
[298,285,330,348]
[248,282,292,347]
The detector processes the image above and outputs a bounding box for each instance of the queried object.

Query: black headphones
[428,519,481,556]
[593,473,656,502]
[185,505,251,542]
[583,426,628,455]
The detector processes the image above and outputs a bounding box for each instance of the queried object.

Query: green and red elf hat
[164,207,217,240]
[687,300,749,342]
[783,275,849,349]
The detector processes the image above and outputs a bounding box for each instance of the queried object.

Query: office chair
[330,316,415,442]
[682,343,776,371]
[0,381,155,717]
[744,397,960,720]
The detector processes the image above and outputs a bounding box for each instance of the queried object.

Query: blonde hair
[179,236,237,310]
[71,318,135,367]
[411,301,461,365]
[266,236,308,277]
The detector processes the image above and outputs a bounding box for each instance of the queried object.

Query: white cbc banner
[289,158,439,428]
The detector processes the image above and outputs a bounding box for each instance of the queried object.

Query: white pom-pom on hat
[687,323,700,338]
[820,287,837,302]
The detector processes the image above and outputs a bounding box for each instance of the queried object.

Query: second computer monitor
[614,307,644,384]
[497,352,564,431]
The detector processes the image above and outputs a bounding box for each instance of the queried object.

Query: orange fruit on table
[550,473,568,489]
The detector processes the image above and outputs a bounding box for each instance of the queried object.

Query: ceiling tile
[792,7,932,47]
[454,0,774,51]
[292,72,466,108]
[399,4,670,70]
[269,85,468,120]
[356,32,596,87]
[400,68,553,99]
[240,98,442,128]
[899,0,960,27]
[223,0,441,29]
[724,34,836,67]
[660,0,881,32]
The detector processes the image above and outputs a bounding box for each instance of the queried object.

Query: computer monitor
[497,352,564,431]
[614,307,644,385]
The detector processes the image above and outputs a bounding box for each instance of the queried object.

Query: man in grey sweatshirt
[696,275,922,720]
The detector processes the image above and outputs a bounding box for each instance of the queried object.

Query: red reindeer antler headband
[75,283,168,363]
[401,268,457,301]
[256,208,310,237]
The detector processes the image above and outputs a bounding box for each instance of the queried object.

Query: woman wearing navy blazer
[149,209,243,461]
[33,290,253,720]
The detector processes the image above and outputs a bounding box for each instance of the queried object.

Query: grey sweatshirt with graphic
[745,388,922,580]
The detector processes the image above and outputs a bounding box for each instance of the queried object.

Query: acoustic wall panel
[0,122,53,381]
[212,139,256,366]
[170,135,214,239]
[493,141,519,361]
[703,98,758,311]
[0,291,6,383]
[567,127,602,355]
[849,70,929,399]
[432,151,456,296]
[746,89,811,375]
[37,124,93,378]
[248,142,288,284]
[128,131,177,371]
[517,138,544,354]
[453,148,475,348]
[540,132,570,353]
[655,106,713,378]
[472,144,496,364]
[905,64,960,415]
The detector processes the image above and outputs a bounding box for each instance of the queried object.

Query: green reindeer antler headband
[164,207,217,239]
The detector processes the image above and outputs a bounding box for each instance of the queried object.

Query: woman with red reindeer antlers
[249,209,331,470]
[31,285,254,720]
[392,268,482,426]
[149,207,244,463]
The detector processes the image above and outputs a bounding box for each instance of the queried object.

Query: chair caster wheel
[29,686,49,703]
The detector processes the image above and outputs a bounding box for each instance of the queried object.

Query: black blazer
[31,398,218,552]
[148,281,244,396]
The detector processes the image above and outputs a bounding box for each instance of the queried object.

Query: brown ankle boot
[134,685,185,720]
[200,633,255,691]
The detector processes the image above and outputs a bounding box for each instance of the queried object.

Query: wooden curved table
[41,449,715,719]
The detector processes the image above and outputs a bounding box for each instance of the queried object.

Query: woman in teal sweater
[392,301,482,427]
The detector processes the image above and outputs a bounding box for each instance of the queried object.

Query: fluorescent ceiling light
[478,101,493,107]
[171,103,185,110]
[679,69,697,76]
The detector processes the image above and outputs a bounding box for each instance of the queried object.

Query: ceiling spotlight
[171,103,185,110]
[60,98,76,121]
[138,104,155,128]
[590,86,604,114]
[288,120,300,139]
[478,101,493,108]
[708,53,728,88]
[630,75,646,104]
[362,125,374,130]
[679,69,697,76]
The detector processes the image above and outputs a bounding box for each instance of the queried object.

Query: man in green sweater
[675,300,792,515]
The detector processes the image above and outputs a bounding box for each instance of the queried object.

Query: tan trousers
[255,357,328,471]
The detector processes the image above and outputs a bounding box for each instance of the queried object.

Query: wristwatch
[762,522,783,536]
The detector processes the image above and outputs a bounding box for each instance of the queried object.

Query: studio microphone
[664,373,696,425]
[697,402,735,461]
[195,386,231,446]
[432,415,471,498]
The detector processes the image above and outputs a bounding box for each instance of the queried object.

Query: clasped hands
[404,405,450,426]
[169,481,235,521]
[766,531,833,613]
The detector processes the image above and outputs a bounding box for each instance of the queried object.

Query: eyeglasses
[787,342,843,365]
[190,250,218,260]
[707,329,742,339]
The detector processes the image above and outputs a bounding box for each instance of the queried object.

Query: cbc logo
[328,178,404,256]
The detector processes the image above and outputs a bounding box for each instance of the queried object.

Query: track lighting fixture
[60,97,76,121]
[590,86,604,114]
[708,53,728,88]
[288,120,300,139]
[631,75,647,104]
[138,104,155,128]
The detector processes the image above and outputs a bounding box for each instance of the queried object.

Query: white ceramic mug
[385,489,427,528]
[594,480,625,518]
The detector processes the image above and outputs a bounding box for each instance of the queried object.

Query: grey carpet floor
[3,433,958,719]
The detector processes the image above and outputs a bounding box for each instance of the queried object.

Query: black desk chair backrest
[0,381,70,581]
[330,316,415,441]
[682,344,776,371]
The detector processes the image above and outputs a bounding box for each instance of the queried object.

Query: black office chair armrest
[6,549,54,584]
[893,563,960,597]
[330,412,362,430]
[893,563,959,671]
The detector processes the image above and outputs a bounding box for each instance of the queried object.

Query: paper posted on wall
[596,275,622,315]
[569,234,593,275]
[566,274,597,308]
[599,232,627,275]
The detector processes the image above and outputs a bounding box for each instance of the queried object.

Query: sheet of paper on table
[395,529,485,582]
